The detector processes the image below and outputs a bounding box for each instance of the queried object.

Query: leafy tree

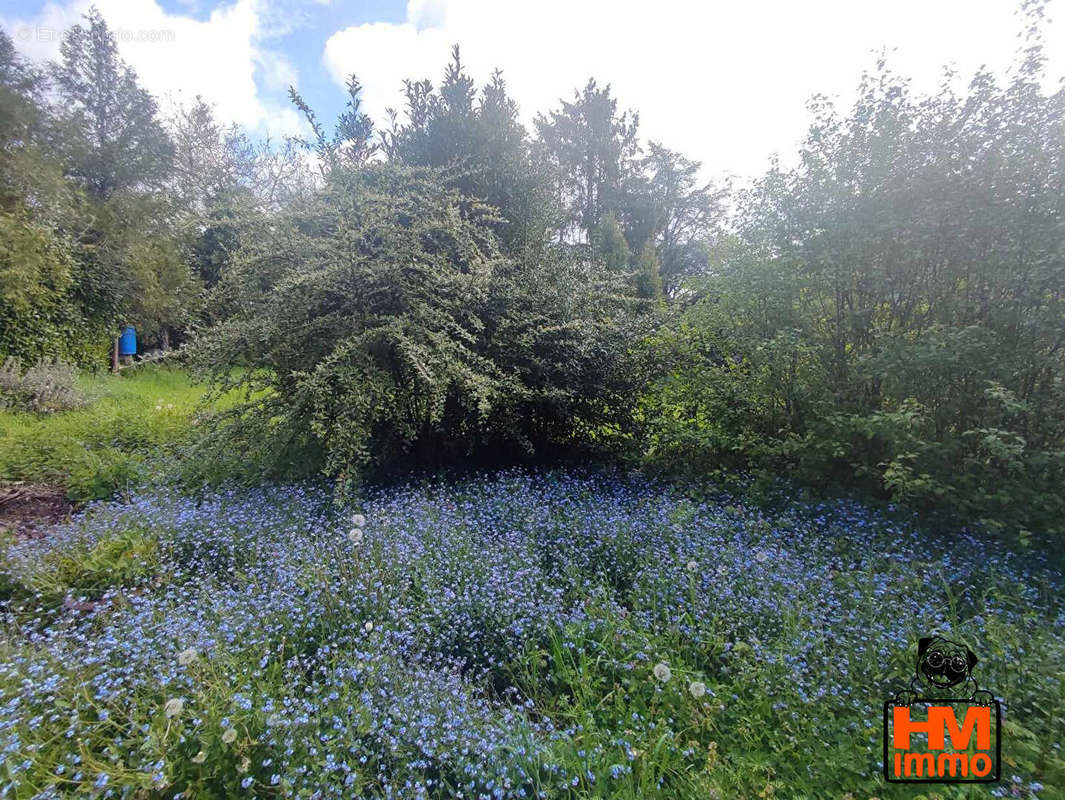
[167,97,256,297]
[0,29,101,363]
[626,144,722,297]
[536,85,720,297]
[634,239,663,301]
[0,29,42,184]
[38,8,192,354]
[290,75,377,172]
[168,97,238,214]
[595,211,629,273]
[645,16,1065,540]
[192,165,505,484]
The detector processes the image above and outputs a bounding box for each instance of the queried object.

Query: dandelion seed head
[163,697,184,718]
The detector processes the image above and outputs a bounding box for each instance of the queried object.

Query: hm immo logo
[883,636,1001,783]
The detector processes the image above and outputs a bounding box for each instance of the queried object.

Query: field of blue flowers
[1,470,1062,799]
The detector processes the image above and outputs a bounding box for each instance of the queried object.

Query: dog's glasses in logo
[894,635,994,705]
[924,650,968,682]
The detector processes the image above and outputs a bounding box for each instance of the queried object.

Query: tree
[535,79,640,242]
[645,15,1065,540]
[168,97,235,214]
[49,7,173,200]
[0,29,101,363]
[193,164,509,485]
[290,75,376,173]
[0,29,41,171]
[634,239,663,301]
[167,98,254,292]
[193,156,645,489]
[595,211,629,273]
[39,8,196,354]
[384,47,554,255]
[626,143,722,297]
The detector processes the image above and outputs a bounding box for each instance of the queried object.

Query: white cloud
[3,0,305,140]
[323,0,1065,181]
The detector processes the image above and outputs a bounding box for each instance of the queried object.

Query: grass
[0,366,219,502]
[0,471,1061,799]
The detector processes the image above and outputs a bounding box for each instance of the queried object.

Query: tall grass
[0,366,210,501]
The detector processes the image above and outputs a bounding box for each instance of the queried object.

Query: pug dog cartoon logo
[884,636,1001,783]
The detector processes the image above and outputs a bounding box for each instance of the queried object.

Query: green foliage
[595,211,630,273]
[642,34,1065,540]
[383,47,557,255]
[193,163,645,489]
[0,357,86,413]
[0,366,211,501]
[634,239,663,301]
[49,7,173,200]
[625,143,722,297]
[535,79,641,238]
[0,212,73,314]
[0,524,160,605]
[0,211,109,364]
[0,13,204,365]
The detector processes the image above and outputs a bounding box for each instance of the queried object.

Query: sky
[2,0,1064,182]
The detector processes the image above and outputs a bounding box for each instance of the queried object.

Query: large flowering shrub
[1,471,1062,798]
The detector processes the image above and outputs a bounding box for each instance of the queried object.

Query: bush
[0,356,87,413]
[192,164,645,491]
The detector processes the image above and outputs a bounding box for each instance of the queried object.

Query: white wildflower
[755,549,770,563]
[352,513,366,527]
[348,528,363,545]
[653,662,672,682]
[177,647,198,666]
[164,697,184,718]
[221,728,237,744]
[192,750,206,764]
[686,560,698,573]
[689,681,707,699]
[363,621,374,633]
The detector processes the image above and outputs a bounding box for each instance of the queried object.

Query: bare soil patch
[0,483,71,538]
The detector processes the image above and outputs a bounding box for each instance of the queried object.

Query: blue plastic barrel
[118,325,137,356]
